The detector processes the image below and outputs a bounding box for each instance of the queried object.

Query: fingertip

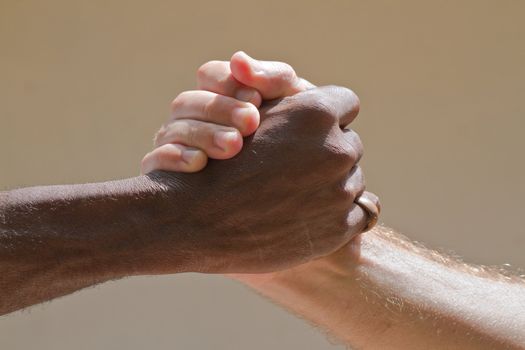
[181,148,208,172]
[230,134,244,156]
[141,144,209,174]
[140,152,154,174]
[232,103,260,136]
[243,105,261,136]
[230,51,256,86]
[231,51,304,99]
[231,51,250,66]
[141,144,182,174]
[213,130,244,159]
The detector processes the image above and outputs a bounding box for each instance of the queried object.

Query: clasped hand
[139,52,378,274]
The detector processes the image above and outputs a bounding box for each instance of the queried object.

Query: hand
[141,51,315,174]
[189,54,381,287]
[142,97,366,274]
[140,52,375,275]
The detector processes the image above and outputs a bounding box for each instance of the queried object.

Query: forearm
[0,176,183,315]
[240,226,525,349]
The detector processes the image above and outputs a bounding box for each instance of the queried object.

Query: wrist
[237,240,361,305]
[93,174,195,277]
[121,171,223,275]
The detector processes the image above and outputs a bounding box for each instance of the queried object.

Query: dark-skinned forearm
[0,175,185,315]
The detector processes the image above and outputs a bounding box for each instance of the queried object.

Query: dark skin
[0,85,367,315]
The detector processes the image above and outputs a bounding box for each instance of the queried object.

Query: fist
[143,85,367,274]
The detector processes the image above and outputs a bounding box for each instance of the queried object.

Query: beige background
[1,0,524,349]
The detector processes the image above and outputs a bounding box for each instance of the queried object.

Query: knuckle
[203,98,214,121]
[334,183,356,203]
[320,85,361,125]
[324,144,358,168]
[169,120,194,145]
[348,131,364,162]
[346,166,366,197]
[300,93,337,124]
[328,85,360,110]
[155,145,176,161]
[184,124,198,146]
[197,61,232,90]
[153,125,168,146]
[277,62,297,83]
[291,100,336,129]
[309,99,334,120]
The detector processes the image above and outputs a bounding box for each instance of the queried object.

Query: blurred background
[1,0,524,349]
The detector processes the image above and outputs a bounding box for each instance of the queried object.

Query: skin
[0,82,370,315]
[148,51,525,349]
[240,226,525,350]
[141,51,316,174]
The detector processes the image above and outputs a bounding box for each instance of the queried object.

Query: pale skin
[146,51,525,349]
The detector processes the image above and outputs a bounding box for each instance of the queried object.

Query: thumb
[230,51,314,100]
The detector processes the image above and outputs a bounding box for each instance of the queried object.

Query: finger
[360,190,382,214]
[343,166,366,199]
[170,90,260,136]
[154,119,243,160]
[345,203,369,240]
[347,190,381,237]
[197,60,262,106]
[230,51,315,99]
[342,128,364,163]
[291,85,360,127]
[141,144,208,174]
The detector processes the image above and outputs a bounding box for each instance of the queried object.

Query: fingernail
[232,105,257,133]
[214,131,239,151]
[181,149,201,164]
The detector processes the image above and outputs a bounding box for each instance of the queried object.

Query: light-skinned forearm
[238,226,525,349]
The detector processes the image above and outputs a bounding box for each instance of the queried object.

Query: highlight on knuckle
[349,89,360,114]
[349,132,364,161]
[308,98,333,119]
[153,125,168,146]
[334,182,356,203]
[167,120,192,144]
[277,62,297,84]
[184,124,198,146]
[324,143,358,168]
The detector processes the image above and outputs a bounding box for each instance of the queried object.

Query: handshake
[3,52,524,349]
[137,51,380,275]
[0,51,380,316]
